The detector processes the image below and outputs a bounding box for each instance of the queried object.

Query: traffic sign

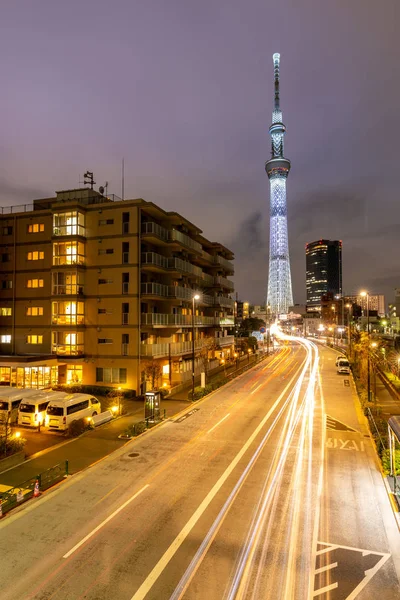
[259,327,266,333]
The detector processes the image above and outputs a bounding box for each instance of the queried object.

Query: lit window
[26,307,44,316]
[27,335,43,344]
[27,251,44,261]
[0,335,11,343]
[0,308,11,316]
[28,223,45,233]
[27,279,44,288]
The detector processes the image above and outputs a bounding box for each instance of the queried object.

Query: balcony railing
[201,272,214,286]
[141,314,217,327]
[169,229,202,253]
[141,221,169,242]
[52,315,84,325]
[53,225,86,237]
[141,252,168,269]
[201,250,213,263]
[214,276,234,291]
[167,287,214,306]
[141,338,209,358]
[213,255,234,273]
[52,285,84,296]
[167,257,203,277]
[141,282,169,297]
[216,335,235,347]
[51,344,84,356]
[213,296,235,308]
[53,255,85,266]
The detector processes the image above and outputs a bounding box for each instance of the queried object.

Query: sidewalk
[0,398,189,488]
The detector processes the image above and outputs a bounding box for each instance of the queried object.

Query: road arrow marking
[326,415,358,432]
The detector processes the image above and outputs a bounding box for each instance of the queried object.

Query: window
[27,279,44,288]
[27,251,44,261]
[27,335,43,344]
[52,301,84,325]
[98,308,113,314]
[26,307,43,316]
[122,242,129,264]
[52,331,84,355]
[52,272,83,295]
[122,272,129,294]
[66,365,83,384]
[0,308,11,316]
[53,211,85,236]
[98,338,113,344]
[122,334,129,356]
[2,254,10,262]
[67,400,89,415]
[2,226,12,235]
[122,212,130,234]
[96,367,127,384]
[98,248,114,255]
[28,223,45,233]
[0,335,11,343]
[98,279,113,284]
[99,219,114,225]
[122,302,129,324]
[53,241,85,265]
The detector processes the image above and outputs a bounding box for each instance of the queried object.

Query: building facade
[306,240,342,309]
[346,294,385,317]
[266,53,293,316]
[0,188,235,392]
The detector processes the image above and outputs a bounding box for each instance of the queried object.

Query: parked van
[337,359,350,375]
[0,388,39,425]
[18,391,68,428]
[45,394,101,431]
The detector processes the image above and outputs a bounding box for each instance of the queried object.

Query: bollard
[65,460,69,476]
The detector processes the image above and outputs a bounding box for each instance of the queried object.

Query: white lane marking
[313,582,338,596]
[207,413,230,434]
[63,484,149,558]
[130,364,304,600]
[250,383,262,395]
[314,561,337,575]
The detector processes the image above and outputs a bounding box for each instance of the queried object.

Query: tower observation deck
[266,53,293,316]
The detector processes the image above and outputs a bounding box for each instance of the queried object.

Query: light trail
[168,333,324,600]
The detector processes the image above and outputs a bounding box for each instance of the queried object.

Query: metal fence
[0,461,68,517]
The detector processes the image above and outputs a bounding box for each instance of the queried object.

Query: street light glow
[360,290,368,297]
[193,294,200,300]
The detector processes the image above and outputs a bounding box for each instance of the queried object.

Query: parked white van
[0,388,39,425]
[18,391,68,428]
[45,394,101,431]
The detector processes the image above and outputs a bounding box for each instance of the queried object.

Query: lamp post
[371,341,378,403]
[191,294,200,400]
[346,303,352,357]
[360,291,370,402]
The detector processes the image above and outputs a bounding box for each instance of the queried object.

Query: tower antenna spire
[273,52,280,110]
[265,53,293,316]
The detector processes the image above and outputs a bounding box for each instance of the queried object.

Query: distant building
[306,240,342,310]
[346,294,385,317]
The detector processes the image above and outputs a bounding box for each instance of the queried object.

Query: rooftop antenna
[99,181,109,197]
[122,158,125,200]
[84,171,95,190]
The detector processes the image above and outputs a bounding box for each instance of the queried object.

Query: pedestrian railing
[0,460,68,517]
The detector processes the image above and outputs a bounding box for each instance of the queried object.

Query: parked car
[335,355,347,367]
[337,359,350,375]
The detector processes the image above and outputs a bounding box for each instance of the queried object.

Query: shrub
[381,449,400,476]
[0,436,26,457]
[52,384,136,398]
[68,418,88,437]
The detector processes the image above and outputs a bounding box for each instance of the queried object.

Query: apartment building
[0,187,235,393]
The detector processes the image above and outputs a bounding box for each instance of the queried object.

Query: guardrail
[0,461,68,517]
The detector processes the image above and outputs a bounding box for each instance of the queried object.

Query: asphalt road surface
[0,338,399,600]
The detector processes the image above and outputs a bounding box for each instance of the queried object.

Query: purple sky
[1,0,400,306]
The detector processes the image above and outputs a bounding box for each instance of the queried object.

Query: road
[0,339,399,600]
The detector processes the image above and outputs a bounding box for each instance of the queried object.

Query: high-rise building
[346,294,385,317]
[0,187,235,392]
[266,53,293,316]
[306,240,342,309]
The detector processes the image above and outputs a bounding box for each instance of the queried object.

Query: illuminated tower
[266,53,293,315]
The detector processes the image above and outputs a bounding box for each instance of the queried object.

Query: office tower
[306,240,342,309]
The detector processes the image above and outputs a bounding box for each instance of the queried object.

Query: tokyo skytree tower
[266,53,293,316]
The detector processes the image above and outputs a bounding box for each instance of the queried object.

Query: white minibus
[18,391,68,428]
[45,394,101,431]
[0,388,40,425]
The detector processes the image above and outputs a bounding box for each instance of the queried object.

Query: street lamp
[360,290,371,402]
[191,294,200,400]
[346,303,352,357]
[247,348,251,363]
[234,352,239,370]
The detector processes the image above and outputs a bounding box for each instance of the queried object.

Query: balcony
[53,212,85,237]
[141,282,169,298]
[167,257,203,278]
[141,222,169,243]
[141,338,209,358]
[201,272,214,286]
[213,276,234,291]
[51,343,84,356]
[169,229,202,253]
[216,335,235,347]
[53,225,86,237]
[167,287,214,306]
[141,314,217,327]
[141,252,168,271]
[213,255,234,274]
[213,296,235,309]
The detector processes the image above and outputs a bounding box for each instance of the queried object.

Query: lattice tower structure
[265,53,293,316]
